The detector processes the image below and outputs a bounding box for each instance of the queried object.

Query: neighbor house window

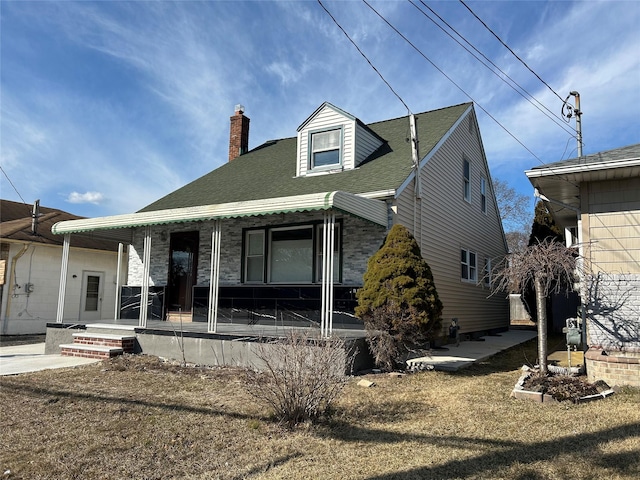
[244,230,265,283]
[463,158,471,203]
[243,223,342,284]
[481,178,487,214]
[311,129,341,169]
[483,257,491,287]
[461,248,477,282]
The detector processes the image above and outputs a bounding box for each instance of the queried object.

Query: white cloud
[67,191,105,205]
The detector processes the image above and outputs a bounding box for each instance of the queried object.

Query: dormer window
[296,102,384,177]
[311,128,342,169]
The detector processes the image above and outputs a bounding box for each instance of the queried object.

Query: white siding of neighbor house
[0,242,121,335]
[395,110,509,335]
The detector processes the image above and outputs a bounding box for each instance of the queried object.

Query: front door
[80,271,104,321]
[167,231,199,313]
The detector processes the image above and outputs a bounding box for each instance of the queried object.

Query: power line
[411,0,576,138]
[0,165,27,204]
[459,0,566,104]
[361,0,552,169]
[317,0,412,114]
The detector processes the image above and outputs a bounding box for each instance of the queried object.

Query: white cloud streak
[1,0,637,219]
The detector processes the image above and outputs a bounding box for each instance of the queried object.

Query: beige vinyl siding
[395,111,508,335]
[296,105,355,176]
[584,177,640,274]
[354,124,384,166]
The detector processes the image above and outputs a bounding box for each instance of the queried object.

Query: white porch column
[114,243,124,320]
[139,226,152,328]
[320,212,335,337]
[55,234,71,323]
[208,220,222,333]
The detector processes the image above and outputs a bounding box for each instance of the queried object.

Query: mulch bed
[522,372,608,402]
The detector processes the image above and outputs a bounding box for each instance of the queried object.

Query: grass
[1,335,638,480]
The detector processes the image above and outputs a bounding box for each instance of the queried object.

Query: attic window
[310,129,342,169]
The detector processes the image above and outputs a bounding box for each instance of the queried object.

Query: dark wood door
[167,231,199,312]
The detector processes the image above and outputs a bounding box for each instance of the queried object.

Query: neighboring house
[52,102,509,340]
[0,200,123,335]
[526,144,640,386]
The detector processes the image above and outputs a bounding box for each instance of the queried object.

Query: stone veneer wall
[127,212,386,288]
[585,273,640,387]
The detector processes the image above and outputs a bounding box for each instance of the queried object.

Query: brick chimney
[228,104,250,161]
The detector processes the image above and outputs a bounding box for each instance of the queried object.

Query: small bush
[243,332,351,428]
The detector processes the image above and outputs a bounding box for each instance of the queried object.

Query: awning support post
[55,234,71,323]
[208,220,221,333]
[320,212,335,337]
[114,243,124,320]
[139,226,152,328]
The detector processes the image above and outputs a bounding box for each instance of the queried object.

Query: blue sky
[1,0,639,220]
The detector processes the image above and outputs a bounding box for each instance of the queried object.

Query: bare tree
[493,178,532,252]
[491,239,581,374]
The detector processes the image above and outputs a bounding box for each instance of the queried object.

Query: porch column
[114,243,124,320]
[139,226,152,328]
[55,234,71,323]
[208,220,222,333]
[320,212,336,337]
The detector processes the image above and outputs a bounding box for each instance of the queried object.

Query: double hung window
[245,230,265,282]
[483,257,491,287]
[463,159,471,203]
[311,129,341,169]
[461,248,477,282]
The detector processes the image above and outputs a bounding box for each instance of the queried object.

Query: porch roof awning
[51,191,389,242]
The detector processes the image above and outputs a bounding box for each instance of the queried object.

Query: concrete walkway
[407,329,538,371]
[0,343,100,376]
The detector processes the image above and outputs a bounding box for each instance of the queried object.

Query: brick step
[71,333,136,353]
[60,343,124,360]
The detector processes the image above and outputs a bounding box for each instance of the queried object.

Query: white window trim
[244,229,265,283]
[461,248,477,283]
[308,127,344,172]
[483,257,491,287]
[463,158,471,203]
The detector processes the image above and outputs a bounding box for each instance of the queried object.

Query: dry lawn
[1,336,638,480]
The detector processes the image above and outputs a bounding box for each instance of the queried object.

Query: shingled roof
[139,103,472,212]
[1,199,118,251]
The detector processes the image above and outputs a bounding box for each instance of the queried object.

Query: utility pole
[562,91,583,157]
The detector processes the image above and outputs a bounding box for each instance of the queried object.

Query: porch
[44,316,371,373]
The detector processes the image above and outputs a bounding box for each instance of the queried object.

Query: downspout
[410,114,421,244]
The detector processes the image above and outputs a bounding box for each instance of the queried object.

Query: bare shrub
[364,302,434,371]
[243,331,352,428]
